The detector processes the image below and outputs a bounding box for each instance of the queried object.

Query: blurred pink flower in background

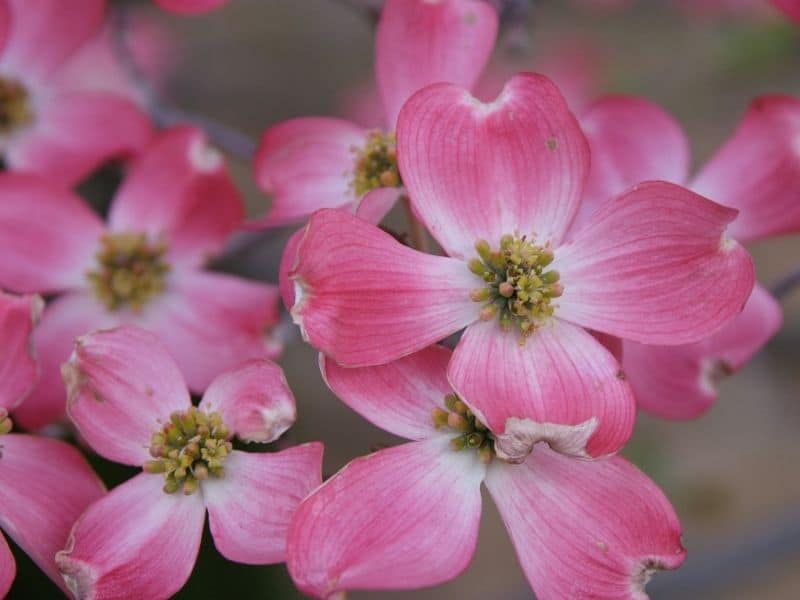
[579,94,800,418]
[290,74,755,460]
[57,326,323,600]
[288,347,686,599]
[0,291,105,598]
[155,0,230,15]
[0,0,152,186]
[0,126,282,431]
[252,0,499,228]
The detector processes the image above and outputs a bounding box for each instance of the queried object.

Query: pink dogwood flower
[578,94,799,418]
[155,0,230,15]
[57,326,323,600]
[0,0,152,186]
[288,346,686,599]
[289,73,755,459]
[0,126,282,431]
[0,291,105,598]
[772,0,800,19]
[252,0,498,228]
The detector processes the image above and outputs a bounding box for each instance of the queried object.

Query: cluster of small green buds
[87,232,170,312]
[144,407,232,495]
[0,77,32,134]
[351,130,401,196]
[0,409,12,436]
[468,234,562,338]
[431,393,494,464]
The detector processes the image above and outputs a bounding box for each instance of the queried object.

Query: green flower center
[468,235,562,337]
[87,232,170,312]
[144,407,232,495]
[351,130,401,196]
[0,409,12,436]
[432,393,494,464]
[0,77,32,135]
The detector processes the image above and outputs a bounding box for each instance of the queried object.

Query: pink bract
[0,0,152,186]
[57,326,323,599]
[251,0,498,228]
[0,291,41,412]
[287,347,686,599]
[290,74,755,454]
[155,0,230,15]
[0,126,282,431]
[579,94,800,419]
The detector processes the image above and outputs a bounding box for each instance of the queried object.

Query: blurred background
[9,0,800,598]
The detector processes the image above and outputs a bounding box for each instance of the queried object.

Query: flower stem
[403,195,429,253]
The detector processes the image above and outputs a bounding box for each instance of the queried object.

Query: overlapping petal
[691,95,800,243]
[486,446,686,600]
[287,438,485,598]
[554,181,755,344]
[0,174,105,293]
[626,283,782,420]
[0,292,42,411]
[290,209,478,366]
[145,270,281,392]
[63,326,191,466]
[0,533,13,599]
[376,0,498,126]
[199,360,296,444]
[0,434,105,593]
[108,127,242,266]
[252,117,366,228]
[204,444,323,564]
[397,74,590,259]
[449,319,634,458]
[321,345,453,441]
[574,95,690,234]
[57,472,205,600]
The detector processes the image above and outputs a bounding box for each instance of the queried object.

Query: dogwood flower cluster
[0,0,798,599]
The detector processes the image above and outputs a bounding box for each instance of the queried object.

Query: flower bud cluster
[0,77,32,134]
[351,130,401,196]
[431,393,494,464]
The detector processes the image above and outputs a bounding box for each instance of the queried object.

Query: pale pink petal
[691,95,800,243]
[11,293,111,431]
[108,127,243,266]
[145,270,281,392]
[0,434,105,593]
[287,438,485,598]
[554,181,755,344]
[625,283,782,420]
[57,472,205,600]
[279,226,305,311]
[354,186,401,224]
[0,292,42,411]
[0,0,104,81]
[204,444,323,564]
[449,319,634,459]
[573,96,690,235]
[199,360,296,444]
[63,326,191,466]
[486,446,686,600]
[397,74,590,259]
[7,92,152,187]
[321,345,453,441]
[0,533,13,599]
[0,174,105,293]
[376,0,498,126]
[290,209,478,367]
[251,117,367,228]
[155,0,230,15]
[772,0,800,21]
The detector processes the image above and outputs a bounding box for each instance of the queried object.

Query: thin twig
[111,3,257,160]
[771,264,800,299]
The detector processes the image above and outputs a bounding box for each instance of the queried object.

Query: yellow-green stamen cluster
[144,407,232,495]
[0,409,12,436]
[87,232,170,312]
[468,235,562,337]
[351,130,401,196]
[432,393,494,464]
[0,77,32,134]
